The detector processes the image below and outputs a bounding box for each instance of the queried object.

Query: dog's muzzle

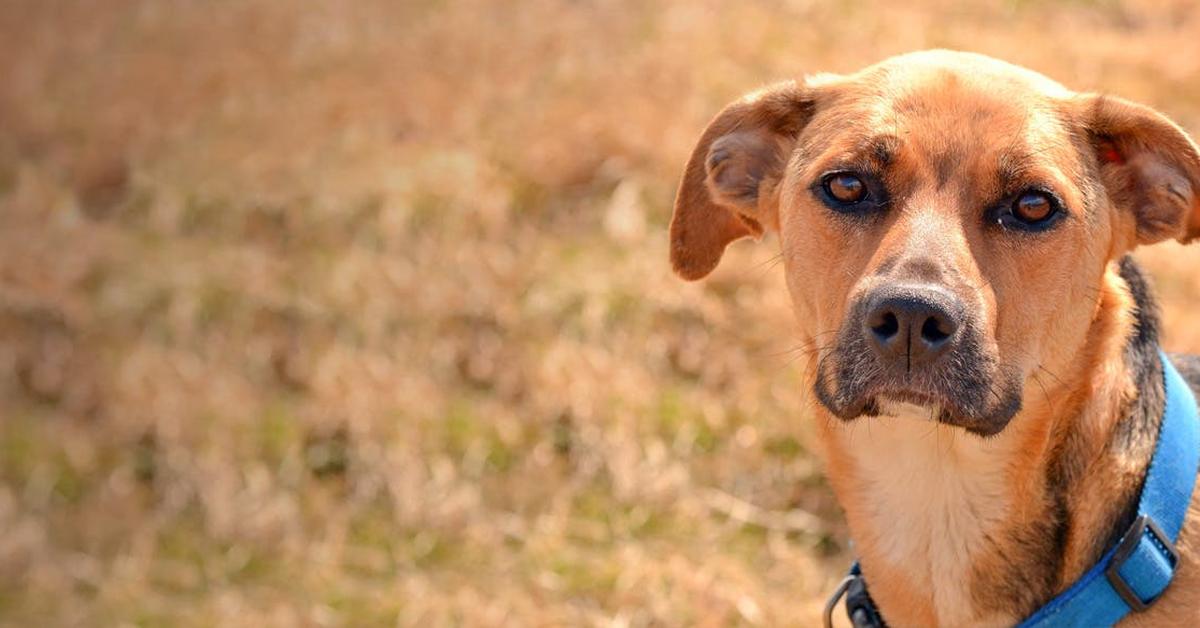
[814,282,1022,435]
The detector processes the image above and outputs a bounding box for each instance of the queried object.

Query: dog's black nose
[863,285,963,369]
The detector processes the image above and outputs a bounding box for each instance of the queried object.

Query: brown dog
[670,50,1200,626]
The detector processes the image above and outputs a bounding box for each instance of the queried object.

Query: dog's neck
[811,258,1164,626]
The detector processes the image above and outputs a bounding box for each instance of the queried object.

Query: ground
[2,0,1200,626]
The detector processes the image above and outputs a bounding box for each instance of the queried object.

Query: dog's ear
[1077,94,1200,245]
[670,82,815,280]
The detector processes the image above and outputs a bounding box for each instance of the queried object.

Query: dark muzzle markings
[815,278,1022,436]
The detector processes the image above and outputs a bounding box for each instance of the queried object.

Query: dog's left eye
[1014,192,1055,223]
[997,190,1064,231]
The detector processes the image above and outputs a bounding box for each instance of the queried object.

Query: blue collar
[827,351,1200,628]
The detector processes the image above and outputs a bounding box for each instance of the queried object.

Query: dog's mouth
[835,384,953,422]
[813,335,1024,437]
[871,389,948,420]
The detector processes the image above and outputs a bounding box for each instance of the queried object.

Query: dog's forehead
[844,53,1071,140]
[808,52,1081,188]
[822,50,1072,102]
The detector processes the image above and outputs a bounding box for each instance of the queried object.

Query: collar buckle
[823,575,856,628]
[1104,513,1180,612]
[824,566,887,628]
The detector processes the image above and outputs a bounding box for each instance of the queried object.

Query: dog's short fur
[670,50,1200,625]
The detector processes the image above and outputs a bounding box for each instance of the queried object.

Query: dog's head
[671,50,1200,436]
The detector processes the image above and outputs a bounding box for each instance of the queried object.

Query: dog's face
[671,51,1200,435]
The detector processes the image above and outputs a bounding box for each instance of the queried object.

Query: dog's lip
[873,388,941,407]
[817,344,1020,436]
[833,385,952,420]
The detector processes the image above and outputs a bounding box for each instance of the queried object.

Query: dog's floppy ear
[670,82,815,280]
[1077,94,1200,245]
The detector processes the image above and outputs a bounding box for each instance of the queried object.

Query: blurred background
[2,0,1200,625]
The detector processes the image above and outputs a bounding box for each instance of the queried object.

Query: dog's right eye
[826,173,866,203]
[818,172,873,210]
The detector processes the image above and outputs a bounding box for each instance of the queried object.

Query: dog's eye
[823,173,868,205]
[994,189,1065,232]
[1013,192,1055,223]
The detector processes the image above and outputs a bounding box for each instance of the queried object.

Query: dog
[669,50,1200,626]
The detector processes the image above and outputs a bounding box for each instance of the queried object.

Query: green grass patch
[763,434,804,459]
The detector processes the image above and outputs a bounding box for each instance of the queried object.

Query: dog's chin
[861,389,955,425]
[875,394,944,423]
[817,382,1018,437]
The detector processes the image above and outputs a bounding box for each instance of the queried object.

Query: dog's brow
[860,135,902,167]
[995,145,1062,195]
[832,134,902,171]
[996,151,1029,192]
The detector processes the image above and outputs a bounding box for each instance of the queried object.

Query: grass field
[3,1,1200,625]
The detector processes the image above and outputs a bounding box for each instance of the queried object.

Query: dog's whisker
[750,253,786,279]
[768,330,842,358]
[1036,364,1066,388]
[1031,371,1053,409]
[751,253,783,271]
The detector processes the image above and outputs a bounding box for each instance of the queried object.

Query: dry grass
[2,1,1200,626]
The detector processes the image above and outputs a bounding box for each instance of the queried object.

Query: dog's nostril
[863,286,963,366]
[920,316,952,344]
[872,311,900,340]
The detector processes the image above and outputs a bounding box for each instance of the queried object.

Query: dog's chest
[840,410,1020,626]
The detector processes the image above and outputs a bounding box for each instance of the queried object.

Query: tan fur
[672,51,1200,625]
